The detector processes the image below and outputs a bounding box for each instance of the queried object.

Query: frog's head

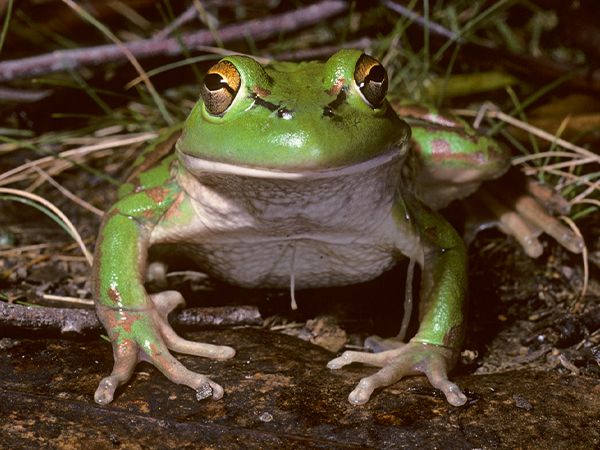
[177,50,411,177]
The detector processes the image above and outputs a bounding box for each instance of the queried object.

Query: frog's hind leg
[466,173,584,257]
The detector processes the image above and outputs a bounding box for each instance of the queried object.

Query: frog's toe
[155,310,236,359]
[470,189,544,257]
[95,377,119,405]
[426,372,466,406]
[161,360,225,401]
[511,195,583,254]
[348,378,376,405]
[415,351,466,405]
[95,338,138,405]
[149,291,236,359]
[331,342,464,405]
[477,175,584,257]
[141,335,225,400]
[327,347,403,369]
[166,363,225,401]
[348,367,464,405]
[94,303,232,404]
[164,329,236,359]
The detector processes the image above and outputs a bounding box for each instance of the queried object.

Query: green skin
[92,50,509,406]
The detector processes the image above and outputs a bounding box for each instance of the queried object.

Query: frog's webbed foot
[327,342,465,406]
[466,171,583,258]
[94,290,235,405]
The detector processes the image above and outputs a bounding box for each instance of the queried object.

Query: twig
[381,0,463,42]
[0,86,52,102]
[61,0,174,125]
[0,0,347,82]
[0,302,262,333]
[30,164,104,217]
[274,38,373,62]
[0,302,100,333]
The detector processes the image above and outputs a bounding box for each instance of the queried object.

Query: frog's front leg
[328,188,468,406]
[92,186,235,405]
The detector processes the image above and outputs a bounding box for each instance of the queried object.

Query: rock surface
[1,327,599,449]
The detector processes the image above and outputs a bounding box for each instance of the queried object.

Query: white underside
[151,143,419,291]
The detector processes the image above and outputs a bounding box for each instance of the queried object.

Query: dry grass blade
[456,105,600,209]
[456,107,597,159]
[42,294,94,306]
[60,0,174,125]
[0,187,93,266]
[524,167,598,193]
[0,132,157,187]
[29,165,104,216]
[559,215,588,312]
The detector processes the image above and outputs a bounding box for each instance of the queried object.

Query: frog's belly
[181,239,398,289]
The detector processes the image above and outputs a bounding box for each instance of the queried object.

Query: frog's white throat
[176,143,407,233]
[177,145,405,180]
[171,144,409,296]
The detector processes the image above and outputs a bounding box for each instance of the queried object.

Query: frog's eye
[200,60,241,115]
[354,54,388,109]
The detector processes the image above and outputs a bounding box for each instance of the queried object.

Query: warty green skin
[92,49,509,407]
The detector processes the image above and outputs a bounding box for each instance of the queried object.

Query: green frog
[92,50,578,407]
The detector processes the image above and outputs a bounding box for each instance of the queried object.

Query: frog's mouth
[178,144,406,180]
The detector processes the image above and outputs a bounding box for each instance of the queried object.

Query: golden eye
[354,54,388,108]
[200,60,241,115]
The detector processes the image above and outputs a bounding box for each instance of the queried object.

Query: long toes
[431,378,466,406]
[168,363,224,401]
[327,350,399,369]
[348,359,414,405]
[199,378,225,400]
[422,358,466,406]
[157,318,235,359]
[348,378,377,405]
[94,376,121,405]
[475,189,544,257]
[95,339,138,405]
[514,196,583,254]
[143,339,225,400]
[170,338,236,359]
